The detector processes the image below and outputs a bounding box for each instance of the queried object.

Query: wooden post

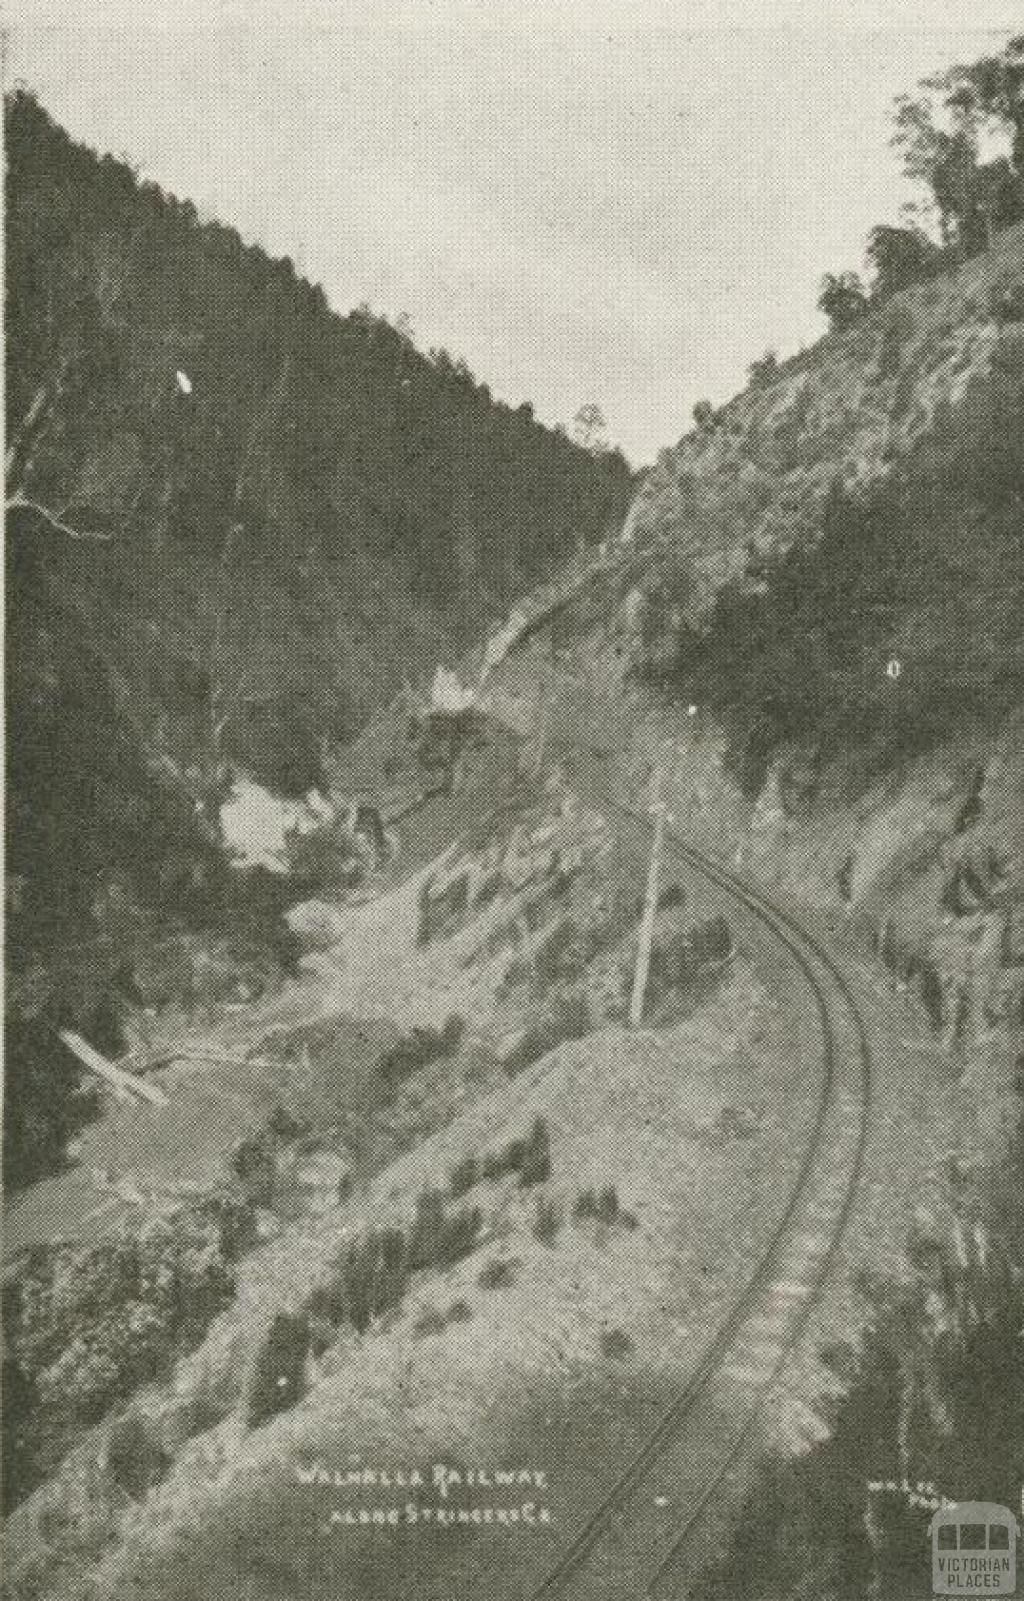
[629,771,668,1028]
[534,632,559,778]
[534,671,551,777]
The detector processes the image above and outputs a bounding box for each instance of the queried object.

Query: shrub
[575,1186,637,1230]
[413,710,484,794]
[439,1013,466,1053]
[478,1258,518,1290]
[247,1312,310,1427]
[472,869,503,911]
[600,1327,634,1359]
[1,1355,41,1511]
[413,1299,473,1337]
[747,350,780,389]
[266,1103,305,1142]
[479,1118,551,1188]
[231,1131,277,1206]
[307,1311,336,1358]
[106,1411,170,1500]
[865,223,941,299]
[518,1118,552,1187]
[482,1144,519,1181]
[306,1277,349,1329]
[346,1226,411,1330]
[533,1195,562,1245]
[504,993,590,1074]
[306,1194,482,1344]
[647,917,731,1003]
[449,1155,480,1198]
[575,1187,601,1222]
[549,988,591,1042]
[408,1190,447,1272]
[633,407,1024,794]
[818,271,869,332]
[919,962,945,1031]
[690,914,733,965]
[436,1204,484,1267]
[284,820,363,892]
[657,881,686,912]
[413,1307,449,1337]
[2,1194,250,1496]
[378,1015,466,1090]
[416,878,434,947]
[195,1188,261,1260]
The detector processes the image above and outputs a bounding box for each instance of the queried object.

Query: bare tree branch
[4,493,114,542]
[5,382,53,480]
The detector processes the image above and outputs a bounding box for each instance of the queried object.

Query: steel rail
[528,800,873,1601]
[642,822,874,1598]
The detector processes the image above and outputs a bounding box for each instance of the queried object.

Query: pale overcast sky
[5,1,1020,461]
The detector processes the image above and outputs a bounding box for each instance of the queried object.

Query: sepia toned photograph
[2,3,1023,1597]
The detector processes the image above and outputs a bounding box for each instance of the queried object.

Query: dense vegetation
[818,38,1024,327]
[3,89,631,1193]
[638,311,1024,797]
[1,1191,256,1509]
[695,1106,1024,1600]
[5,92,629,594]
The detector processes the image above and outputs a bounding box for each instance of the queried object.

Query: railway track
[29,544,873,1596]
[527,795,874,1601]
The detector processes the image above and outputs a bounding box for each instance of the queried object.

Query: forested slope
[3,90,631,1187]
[626,220,1024,799]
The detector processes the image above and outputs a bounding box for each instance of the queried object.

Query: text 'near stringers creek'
[295,1461,554,1532]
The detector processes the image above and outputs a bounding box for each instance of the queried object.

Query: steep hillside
[0,765,835,1599]
[487,222,1024,1075]
[6,62,1024,1601]
[3,91,630,1187]
[5,89,630,785]
[626,220,1024,600]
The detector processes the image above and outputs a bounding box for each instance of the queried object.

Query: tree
[939,36,1024,178]
[865,224,942,298]
[573,402,607,452]
[4,347,132,543]
[2,84,637,1198]
[817,271,869,331]
[747,350,779,389]
[692,399,717,433]
[891,93,980,251]
[890,39,1024,256]
[246,1312,310,1426]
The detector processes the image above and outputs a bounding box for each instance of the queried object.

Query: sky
[5,1,1020,463]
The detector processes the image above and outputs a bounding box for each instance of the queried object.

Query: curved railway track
[39,555,874,1597]
[528,795,874,1601]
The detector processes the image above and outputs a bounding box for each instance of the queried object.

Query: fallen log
[59,1030,169,1108]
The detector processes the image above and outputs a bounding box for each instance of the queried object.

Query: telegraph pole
[534,672,551,777]
[534,632,557,777]
[629,766,668,1027]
